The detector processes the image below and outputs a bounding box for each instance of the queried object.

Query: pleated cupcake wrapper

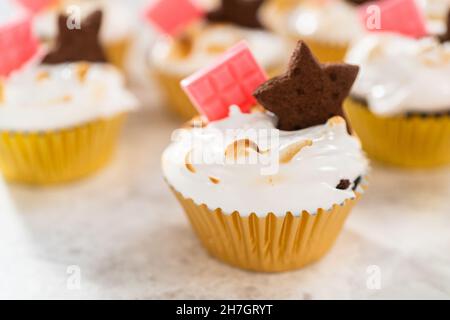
[172,188,361,272]
[154,64,285,120]
[345,98,450,168]
[0,114,127,185]
[302,38,349,63]
[105,38,131,70]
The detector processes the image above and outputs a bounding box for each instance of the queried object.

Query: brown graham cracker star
[439,9,450,43]
[207,0,265,29]
[43,10,107,64]
[253,41,359,131]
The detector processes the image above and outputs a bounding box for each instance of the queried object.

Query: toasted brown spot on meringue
[171,34,194,59]
[36,71,50,82]
[209,176,220,184]
[183,116,208,128]
[279,139,313,164]
[207,44,228,54]
[185,150,196,173]
[225,139,260,161]
[76,63,90,82]
[327,116,346,127]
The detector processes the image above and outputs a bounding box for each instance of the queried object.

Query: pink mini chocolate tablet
[0,11,38,76]
[359,0,427,38]
[16,0,56,14]
[144,0,204,36]
[181,41,268,121]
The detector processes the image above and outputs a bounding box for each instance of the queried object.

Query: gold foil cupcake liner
[105,38,131,70]
[0,114,127,185]
[172,188,361,272]
[345,98,450,168]
[303,39,348,63]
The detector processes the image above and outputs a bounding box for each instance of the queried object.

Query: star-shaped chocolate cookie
[43,10,107,64]
[207,0,265,29]
[439,9,450,43]
[253,41,359,131]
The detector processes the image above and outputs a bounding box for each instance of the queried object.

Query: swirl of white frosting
[262,0,364,45]
[162,107,368,216]
[418,0,450,34]
[150,24,290,76]
[0,63,138,131]
[346,33,450,116]
[0,0,27,25]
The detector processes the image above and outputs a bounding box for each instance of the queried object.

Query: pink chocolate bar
[145,0,204,36]
[16,0,56,13]
[359,0,427,38]
[0,12,38,76]
[181,41,268,121]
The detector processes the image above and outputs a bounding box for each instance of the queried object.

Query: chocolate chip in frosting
[336,179,351,190]
[42,10,107,64]
[253,41,359,131]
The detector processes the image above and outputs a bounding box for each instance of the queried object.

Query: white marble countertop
[1,106,450,300]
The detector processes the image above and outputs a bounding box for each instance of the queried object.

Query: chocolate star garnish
[207,0,265,29]
[439,9,450,43]
[345,0,373,5]
[42,10,107,64]
[253,41,359,131]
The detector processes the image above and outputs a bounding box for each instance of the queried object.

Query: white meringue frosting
[0,63,138,131]
[151,24,290,76]
[162,107,368,216]
[347,33,450,116]
[262,0,364,45]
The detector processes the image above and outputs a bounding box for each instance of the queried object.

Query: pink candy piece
[144,0,204,36]
[359,0,427,38]
[0,13,38,76]
[16,0,56,13]
[181,41,268,121]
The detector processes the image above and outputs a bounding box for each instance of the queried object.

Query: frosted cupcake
[420,0,450,35]
[0,11,138,184]
[344,32,450,167]
[261,0,367,62]
[31,0,135,69]
[147,0,290,119]
[162,41,368,272]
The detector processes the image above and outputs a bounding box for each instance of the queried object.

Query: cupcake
[162,41,369,272]
[0,11,138,184]
[344,30,450,168]
[261,0,368,62]
[29,0,135,69]
[146,0,290,119]
[420,0,450,35]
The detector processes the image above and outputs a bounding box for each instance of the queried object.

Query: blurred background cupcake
[345,32,450,168]
[419,0,450,35]
[145,0,291,120]
[22,0,136,69]
[261,0,368,62]
[0,10,138,184]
